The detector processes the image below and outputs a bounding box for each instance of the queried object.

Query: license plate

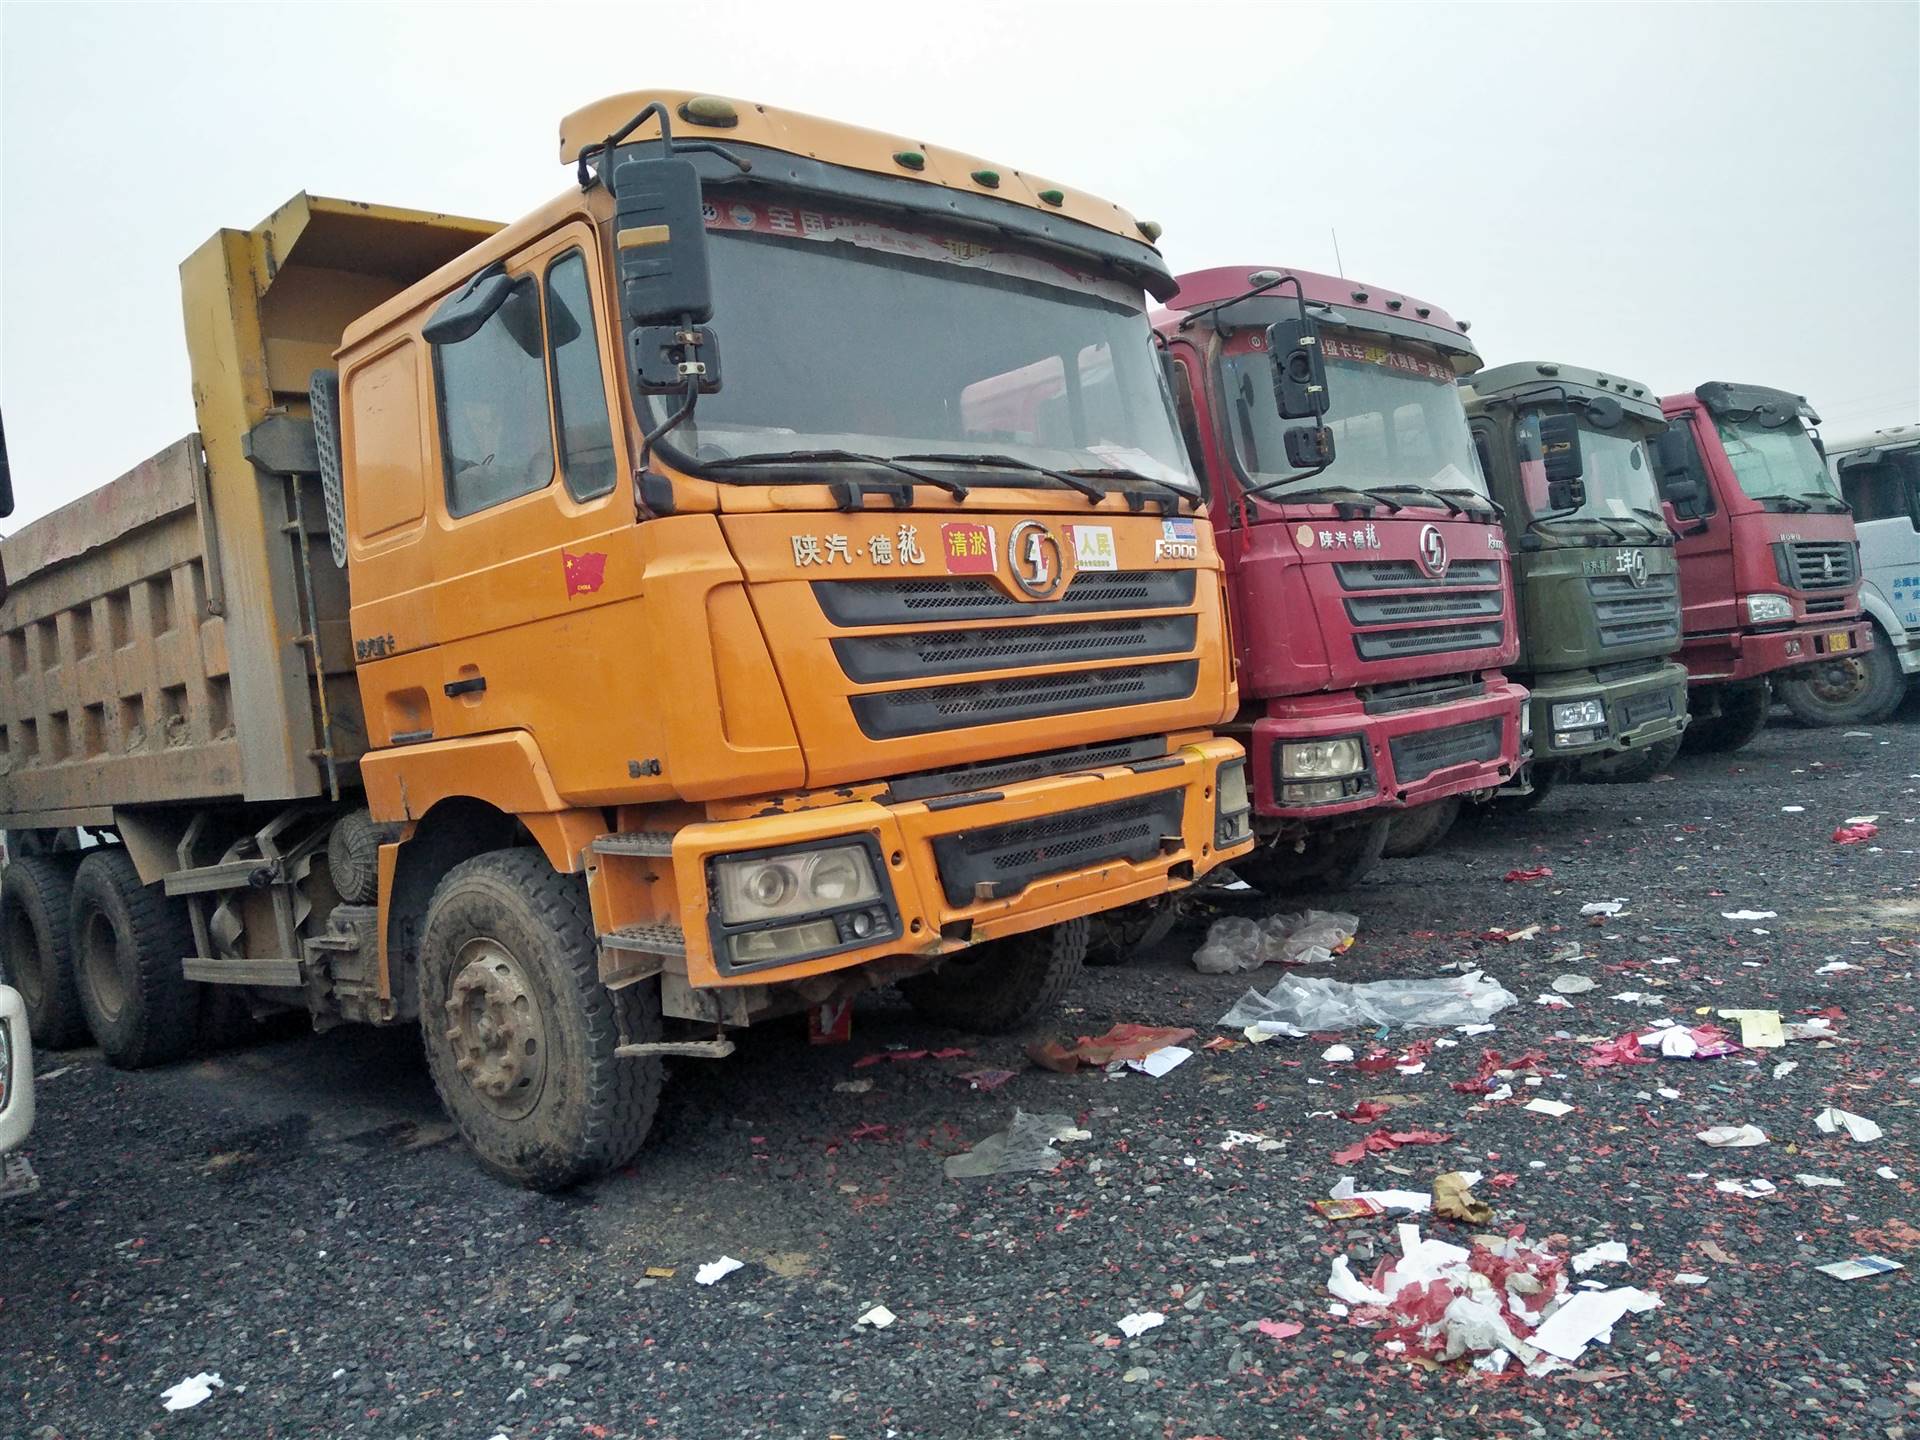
[1827,632,1852,652]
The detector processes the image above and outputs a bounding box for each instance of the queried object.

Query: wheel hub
[443,938,548,1120]
[4,909,45,1010]
[79,911,129,1022]
[1800,659,1867,705]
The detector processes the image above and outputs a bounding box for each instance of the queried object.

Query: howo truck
[1653,384,1872,751]
[1463,364,1691,790]
[1772,423,1918,724]
[1155,268,1527,881]
[0,92,1251,1190]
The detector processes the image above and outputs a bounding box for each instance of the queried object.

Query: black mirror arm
[578,102,753,190]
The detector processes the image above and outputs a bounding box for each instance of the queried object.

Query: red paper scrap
[1504,866,1553,883]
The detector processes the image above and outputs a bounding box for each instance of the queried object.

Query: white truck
[0,985,34,1193]
[1774,423,1919,724]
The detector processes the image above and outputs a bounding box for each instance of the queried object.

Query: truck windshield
[648,206,1196,493]
[1220,333,1487,500]
[1518,412,1664,530]
[1714,416,1842,507]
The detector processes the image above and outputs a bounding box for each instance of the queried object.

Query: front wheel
[418,849,661,1191]
[1577,733,1683,784]
[901,919,1087,1033]
[1381,798,1462,859]
[1681,681,1769,754]
[1084,901,1179,967]
[1775,633,1905,727]
[1232,818,1390,895]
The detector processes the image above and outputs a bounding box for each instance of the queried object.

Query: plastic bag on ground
[1192,910,1357,974]
[944,1110,1089,1179]
[1218,969,1517,1032]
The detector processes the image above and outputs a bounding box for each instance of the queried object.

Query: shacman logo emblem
[1416,524,1449,578]
[1008,520,1064,598]
[1620,549,1648,587]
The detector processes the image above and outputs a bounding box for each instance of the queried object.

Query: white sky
[3,0,1916,526]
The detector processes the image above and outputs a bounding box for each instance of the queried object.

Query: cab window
[545,251,618,501]
[435,277,556,517]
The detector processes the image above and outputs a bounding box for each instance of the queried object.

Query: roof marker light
[893,150,926,171]
[1137,220,1163,243]
[679,96,740,127]
[1037,188,1064,207]
[1537,363,1560,376]
[1386,298,1403,310]
[971,168,1001,188]
[1416,306,1431,318]
[1249,269,1282,285]
[1457,320,1472,333]
[1351,289,1370,302]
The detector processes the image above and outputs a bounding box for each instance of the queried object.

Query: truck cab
[0,984,31,1164]
[1654,383,1872,751]
[1464,364,1691,787]
[1773,422,1919,724]
[1157,268,1527,881]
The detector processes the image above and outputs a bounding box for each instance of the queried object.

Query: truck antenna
[1331,228,1345,278]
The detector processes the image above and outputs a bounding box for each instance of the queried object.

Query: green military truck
[1464,363,1691,793]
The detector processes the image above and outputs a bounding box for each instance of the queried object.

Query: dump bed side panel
[0,438,241,824]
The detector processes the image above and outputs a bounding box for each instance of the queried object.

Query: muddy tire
[69,848,200,1069]
[1681,681,1769,754]
[1775,630,1905,727]
[1085,901,1178,967]
[1382,798,1462,859]
[417,849,660,1191]
[901,919,1087,1033]
[1,854,87,1049]
[327,809,387,905]
[1232,818,1390,895]
[1578,733,1683,784]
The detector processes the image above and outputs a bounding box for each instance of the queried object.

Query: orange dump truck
[0,92,1251,1187]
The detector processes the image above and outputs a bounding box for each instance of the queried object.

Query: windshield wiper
[1625,506,1672,537]
[1436,488,1504,522]
[893,452,1106,504]
[1365,484,1467,517]
[1061,467,1193,510]
[702,449,970,500]
[1242,481,1384,512]
[1767,495,1813,513]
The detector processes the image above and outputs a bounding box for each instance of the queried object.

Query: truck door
[1655,409,1736,637]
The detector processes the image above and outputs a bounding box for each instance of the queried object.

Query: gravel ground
[4,702,1917,1440]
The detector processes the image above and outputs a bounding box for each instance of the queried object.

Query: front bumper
[1248,676,1528,823]
[1523,661,1691,762]
[666,737,1251,989]
[1680,618,1873,686]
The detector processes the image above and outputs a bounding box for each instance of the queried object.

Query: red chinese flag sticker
[940,521,997,574]
[562,549,608,596]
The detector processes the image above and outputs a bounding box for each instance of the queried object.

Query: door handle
[443,676,487,698]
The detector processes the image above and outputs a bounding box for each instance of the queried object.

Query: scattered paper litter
[1536,993,1573,1009]
[1697,1125,1768,1148]
[945,1110,1090,1179]
[1457,1023,1497,1036]
[1327,1175,1438,1213]
[856,1305,897,1329]
[1431,1171,1492,1225]
[1772,1061,1798,1079]
[1780,805,1805,813]
[1571,1241,1628,1273]
[695,1256,745,1286]
[1877,1166,1900,1180]
[1794,1174,1844,1188]
[1713,1178,1777,1198]
[1717,1009,1784,1048]
[1126,1045,1193,1078]
[1530,1288,1662,1362]
[1028,1023,1196,1073]
[1816,1255,1904,1281]
[1525,1098,1574,1117]
[1720,910,1777,922]
[1580,900,1627,917]
[1256,1319,1304,1340]
[1674,1272,1709,1286]
[1814,1108,1883,1143]
[1321,1044,1355,1062]
[1814,960,1860,975]
[1551,974,1596,995]
[160,1373,226,1411]
[1118,1310,1166,1338]
[833,1079,873,1094]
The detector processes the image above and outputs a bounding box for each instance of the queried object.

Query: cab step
[602,922,688,958]
[615,1038,736,1060]
[592,832,675,858]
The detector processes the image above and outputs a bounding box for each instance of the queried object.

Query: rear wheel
[1499,762,1559,811]
[1578,733,1683,784]
[1232,818,1390,895]
[1,855,86,1048]
[1381,798,1462,859]
[68,848,200,1069]
[1775,631,1905,727]
[418,849,660,1191]
[901,919,1086,1033]
[1681,681,1769,754]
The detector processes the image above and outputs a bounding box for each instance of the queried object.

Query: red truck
[1155,268,1527,886]
[1653,383,1872,751]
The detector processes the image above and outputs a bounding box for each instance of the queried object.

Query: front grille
[888,737,1169,804]
[1387,718,1503,785]
[1344,591,1502,625]
[1620,687,1678,731]
[1360,673,1487,716]
[1586,573,1681,649]
[833,614,1196,683]
[1354,620,1504,661]
[815,569,1195,627]
[1334,559,1501,591]
[851,661,1199,739]
[1806,596,1849,615]
[1773,540,1857,591]
[1593,656,1668,683]
[931,789,1186,907]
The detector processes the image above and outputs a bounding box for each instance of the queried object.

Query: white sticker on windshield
[1087,444,1190,486]
[1069,524,1118,571]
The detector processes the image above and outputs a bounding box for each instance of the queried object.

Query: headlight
[714,844,881,924]
[1743,593,1793,624]
[1550,699,1607,731]
[1215,759,1253,847]
[1280,737,1367,779]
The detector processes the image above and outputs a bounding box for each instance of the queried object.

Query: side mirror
[1906,475,1920,532]
[1539,413,1584,483]
[423,266,517,346]
[1284,425,1335,468]
[1266,317,1330,420]
[1660,499,1683,534]
[612,156,713,325]
[1661,473,1703,510]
